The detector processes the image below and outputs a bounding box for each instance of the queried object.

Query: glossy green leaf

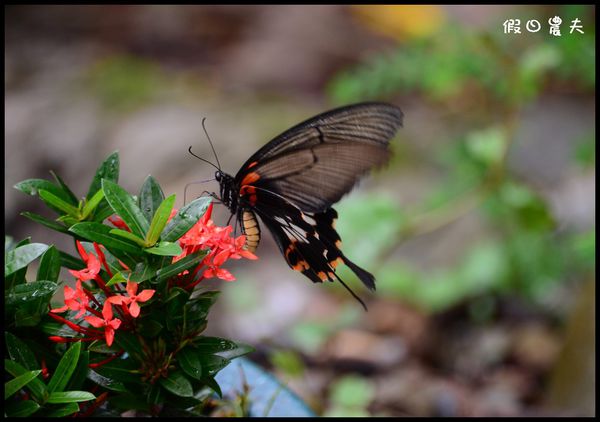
[45,402,80,417]
[106,271,128,287]
[67,350,89,391]
[5,280,57,307]
[36,245,61,282]
[47,341,81,393]
[87,151,119,200]
[139,175,165,224]
[198,354,229,377]
[109,228,147,247]
[81,188,105,219]
[4,243,49,277]
[69,222,142,254]
[201,376,223,398]
[38,189,80,216]
[144,241,183,256]
[194,337,254,361]
[102,179,149,238]
[93,200,117,223]
[87,369,128,393]
[5,370,42,399]
[20,211,70,234]
[59,250,85,270]
[4,400,40,417]
[46,390,96,404]
[93,358,140,384]
[159,370,193,397]
[145,194,176,245]
[4,359,48,402]
[14,178,73,203]
[156,251,206,282]
[5,332,38,370]
[127,262,156,283]
[50,170,79,205]
[161,196,211,242]
[178,346,203,380]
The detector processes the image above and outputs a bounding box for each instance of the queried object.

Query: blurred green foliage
[86,55,166,113]
[327,5,595,316]
[328,6,594,106]
[323,375,376,417]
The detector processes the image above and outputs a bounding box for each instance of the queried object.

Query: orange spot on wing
[247,161,258,169]
[240,185,257,196]
[330,257,343,269]
[241,172,260,186]
[292,260,309,272]
[317,271,328,281]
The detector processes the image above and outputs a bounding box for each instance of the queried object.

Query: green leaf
[5,280,57,307]
[329,375,375,409]
[201,376,223,398]
[178,347,203,380]
[194,337,254,361]
[159,370,193,397]
[20,211,70,235]
[67,350,89,391]
[87,369,128,393]
[46,390,96,404]
[81,188,105,219]
[466,127,506,166]
[45,402,80,417]
[5,370,42,399]
[102,179,149,238]
[50,170,79,205]
[109,228,147,247]
[59,250,85,270]
[4,359,48,402]
[127,262,155,283]
[106,271,128,287]
[144,241,183,256]
[156,251,206,282]
[47,341,81,394]
[161,196,211,242]
[14,178,73,203]
[87,151,120,200]
[4,243,49,277]
[69,222,142,254]
[36,245,61,282]
[139,175,165,224]
[197,354,229,377]
[93,200,117,223]
[93,358,140,384]
[5,332,39,370]
[39,189,80,216]
[145,194,176,245]
[4,400,40,417]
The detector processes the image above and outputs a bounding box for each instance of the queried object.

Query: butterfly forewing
[235,102,403,170]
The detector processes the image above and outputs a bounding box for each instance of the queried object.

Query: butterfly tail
[342,255,376,292]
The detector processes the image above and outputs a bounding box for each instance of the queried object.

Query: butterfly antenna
[334,273,368,311]
[202,117,222,171]
[184,179,216,205]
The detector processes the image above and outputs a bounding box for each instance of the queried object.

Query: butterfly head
[215,170,237,212]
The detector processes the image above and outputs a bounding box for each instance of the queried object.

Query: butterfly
[192,102,403,309]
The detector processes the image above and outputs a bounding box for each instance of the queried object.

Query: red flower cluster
[174,202,257,282]
[49,202,256,349]
[50,241,154,347]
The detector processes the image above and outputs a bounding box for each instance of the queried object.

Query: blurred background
[5,5,595,417]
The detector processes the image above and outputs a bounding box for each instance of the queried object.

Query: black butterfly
[192,102,403,309]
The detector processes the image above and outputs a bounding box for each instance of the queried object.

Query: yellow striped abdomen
[242,210,260,253]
